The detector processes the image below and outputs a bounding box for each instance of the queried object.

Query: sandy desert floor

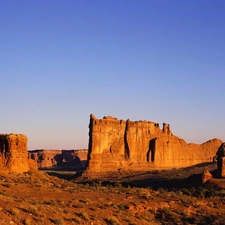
[0,163,225,225]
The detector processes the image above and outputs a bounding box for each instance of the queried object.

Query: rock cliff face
[0,133,30,173]
[87,115,223,171]
[29,149,88,170]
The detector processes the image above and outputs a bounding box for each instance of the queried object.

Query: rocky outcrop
[216,143,225,177]
[87,114,223,172]
[0,133,31,173]
[202,169,212,183]
[28,149,88,170]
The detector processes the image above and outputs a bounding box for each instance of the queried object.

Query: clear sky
[1,0,225,150]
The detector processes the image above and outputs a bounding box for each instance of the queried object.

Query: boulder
[202,169,212,183]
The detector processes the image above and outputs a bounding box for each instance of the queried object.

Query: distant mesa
[86,114,223,172]
[28,149,88,170]
[0,133,88,173]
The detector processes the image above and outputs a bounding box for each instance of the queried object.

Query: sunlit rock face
[87,114,222,172]
[216,143,225,177]
[0,133,30,173]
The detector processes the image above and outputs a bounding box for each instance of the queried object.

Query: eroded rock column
[217,143,225,177]
[0,133,30,173]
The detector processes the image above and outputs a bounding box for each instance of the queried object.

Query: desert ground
[1,163,225,225]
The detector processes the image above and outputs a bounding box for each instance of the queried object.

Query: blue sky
[1,0,225,149]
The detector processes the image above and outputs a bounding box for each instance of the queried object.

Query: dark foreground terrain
[1,162,225,225]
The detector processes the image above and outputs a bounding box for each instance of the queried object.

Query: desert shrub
[158,188,167,196]
[114,181,123,188]
[29,200,39,205]
[89,214,96,220]
[181,188,191,196]
[185,214,218,225]
[158,188,166,193]
[68,189,73,194]
[180,195,194,205]
[71,216,82,224]
[138,211,154,222]
[105,216,120,225]
[16,177,26,184]
[57,199,65,206]
[43,199,57,206]
[50,218,64,225]
[83,182,89,188]
[204,186,219,198]
[189,186,219,198]
[136,188,144,195]
[43,200,51,205]
[23,218,31,225]
[3,177,12,183]
[116,204,126,211]
[125,185,132,194]
[33,183,43,188]
[101,203,111,209]
[219,189,225,197]
[92,181,102,189]
[0,190,7,196]
[36,216,45,223]
[137,188,152,199]
[79,198,90,204]
[77,212,89,220]
[63,209,69,214]
[199,215,214,224]
[72,202,84,208]
[8,207,20,216]
[22,206,40,217]
[1,183,11,188]
[156,207,172,221]
[60,183,68,188]
[195,187,208,198]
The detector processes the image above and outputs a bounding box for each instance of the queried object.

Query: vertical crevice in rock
[124,120,130,159]
[87,114,94,164]
[5,139,9,158]
[0,136,10,162]
[147,138,156,162]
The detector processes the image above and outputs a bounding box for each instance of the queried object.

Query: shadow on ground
[41,162,222,190]
[40,169,83,180]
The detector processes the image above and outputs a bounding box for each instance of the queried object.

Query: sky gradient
[1,0,225,150]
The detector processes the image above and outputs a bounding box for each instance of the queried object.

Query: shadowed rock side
[216,142,225,177]
[0,133,30,173]
[87,114,223,172]
[28,149,88,170]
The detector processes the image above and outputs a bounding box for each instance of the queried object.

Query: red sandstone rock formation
[0,133,31,173]
[87,114,223,172]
